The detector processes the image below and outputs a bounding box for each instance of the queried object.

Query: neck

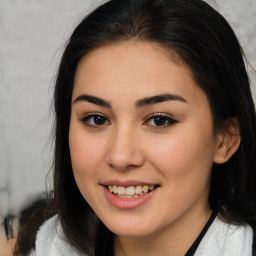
[114,206,212,256]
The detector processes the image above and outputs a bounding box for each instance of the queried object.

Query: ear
[214,117,241,164]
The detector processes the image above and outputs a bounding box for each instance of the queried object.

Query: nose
[106,125,145,171]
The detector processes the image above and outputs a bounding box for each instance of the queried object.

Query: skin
[69,41,238,256]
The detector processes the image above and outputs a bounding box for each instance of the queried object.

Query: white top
[32,215,253,256]
[194,216,253,256]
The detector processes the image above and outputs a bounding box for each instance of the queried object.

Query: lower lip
[103,186,159,210]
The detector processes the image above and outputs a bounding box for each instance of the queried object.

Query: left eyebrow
[135,93,187,108]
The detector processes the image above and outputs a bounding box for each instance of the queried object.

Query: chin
[109,226,154,237]
[101,215,159,237]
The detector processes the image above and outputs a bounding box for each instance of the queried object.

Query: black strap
[184,211,217,256]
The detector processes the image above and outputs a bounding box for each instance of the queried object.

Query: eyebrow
[73,93,187,108]
[73,94,111,108]
[135,93,187,108]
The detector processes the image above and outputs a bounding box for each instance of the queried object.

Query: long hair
[15,0,256,255]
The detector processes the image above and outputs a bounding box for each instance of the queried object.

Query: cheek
[69,132,103,205]
[69,125,105,192]
[69,124,104,172]
[70,138,93,174]
[146,127,214,219]
[147,125,215,182]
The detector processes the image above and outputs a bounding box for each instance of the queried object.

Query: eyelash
[144,113,178,128]
[79,113,110,129]
[80,113,178,129]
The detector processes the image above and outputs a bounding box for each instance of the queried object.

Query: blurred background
[0,0,255,221]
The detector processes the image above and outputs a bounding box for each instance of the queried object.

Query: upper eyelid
[80,112,175,118]
[79,113,110,123]
[144,113,178,125]
[144,112,175,120]
[80,112,108,119]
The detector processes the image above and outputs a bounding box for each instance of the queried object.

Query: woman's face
[69,42,218,238]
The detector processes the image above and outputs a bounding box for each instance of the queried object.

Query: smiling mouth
[106,184,159,199]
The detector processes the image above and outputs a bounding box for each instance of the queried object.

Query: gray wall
[0,0,255,220]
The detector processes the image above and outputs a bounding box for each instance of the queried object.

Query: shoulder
[195,215,253,256]
[34,215,81,256]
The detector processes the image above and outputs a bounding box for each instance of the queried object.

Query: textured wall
[0,0,255,220]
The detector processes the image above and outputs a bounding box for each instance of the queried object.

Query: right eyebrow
[73,94,112,108]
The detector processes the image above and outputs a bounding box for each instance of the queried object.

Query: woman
[14,0,256,255]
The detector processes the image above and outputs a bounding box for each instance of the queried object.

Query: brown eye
[152,116,168,126]
[93,116,107,125]
[81,114,110,127]
[145,114,178,128]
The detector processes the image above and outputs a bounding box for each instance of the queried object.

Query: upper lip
[101,180,158,188]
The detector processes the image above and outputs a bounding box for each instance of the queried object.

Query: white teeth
[107,184,156,196]
[142,185,148,193]
[135,185,142,194]
[117,186,126,195]
[126,186,136,196]
[117,194,139,199]
[113,185,118,193]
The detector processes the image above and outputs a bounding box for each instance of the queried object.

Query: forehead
[73,41,205,105]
